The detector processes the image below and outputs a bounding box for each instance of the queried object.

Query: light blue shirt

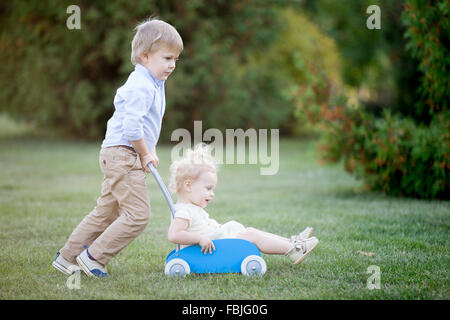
[101,64,166,151]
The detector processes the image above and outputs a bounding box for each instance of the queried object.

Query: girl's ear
[183,179,192,193]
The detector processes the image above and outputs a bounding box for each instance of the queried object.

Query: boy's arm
[130,138,159,172]
[168,218,215,254]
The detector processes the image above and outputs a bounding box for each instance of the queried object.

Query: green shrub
[253,8,343,137]
[0,1,136,139]
[310,0,450,199]
[0,0,293,140]
[301,0,426,124]
[402,0,449,117]
[319,106,449,199]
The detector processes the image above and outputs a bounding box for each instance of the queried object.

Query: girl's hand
[199,236,215,254]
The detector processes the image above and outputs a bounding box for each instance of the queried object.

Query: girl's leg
[251,229,290,242]
[246,227,314,243]
[236,227,292,255]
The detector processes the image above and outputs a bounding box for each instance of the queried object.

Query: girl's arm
[168,218,216,254]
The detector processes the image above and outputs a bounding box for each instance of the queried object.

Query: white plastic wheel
[164,258,191,277]
[241,255,267,276]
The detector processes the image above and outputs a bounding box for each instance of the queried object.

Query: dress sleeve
[174,206,192,224]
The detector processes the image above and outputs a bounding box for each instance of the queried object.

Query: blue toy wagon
[149,164,267,277]
[164,238,266,276]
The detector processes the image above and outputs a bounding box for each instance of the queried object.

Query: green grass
[0,136,448,299]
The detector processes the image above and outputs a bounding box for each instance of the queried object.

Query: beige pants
[60,146,151,266]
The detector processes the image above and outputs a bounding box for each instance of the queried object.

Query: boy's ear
[140,52,149,63]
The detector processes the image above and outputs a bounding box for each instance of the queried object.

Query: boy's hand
[151,147,159,167]
[199,236,215,255]
[141,151,158,172]
[130,138,158,172]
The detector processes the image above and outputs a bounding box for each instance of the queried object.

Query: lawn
[0,134,448,299]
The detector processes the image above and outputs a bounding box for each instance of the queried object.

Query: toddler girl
[167,144,319,265]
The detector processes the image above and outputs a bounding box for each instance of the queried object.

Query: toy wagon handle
[148,162,180,252]
[148,162,176,219]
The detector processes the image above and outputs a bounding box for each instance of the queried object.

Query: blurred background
[0,0,448,199]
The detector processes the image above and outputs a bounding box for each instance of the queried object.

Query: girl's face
[185,170,217,208]
[141,45,180,81]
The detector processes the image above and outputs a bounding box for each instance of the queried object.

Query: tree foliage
[1,0,339,141]
[0,0,290,139]
[306,0,450,199]
[301,0,427,124]
[402,0,449,118]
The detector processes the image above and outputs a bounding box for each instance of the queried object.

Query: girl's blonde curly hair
[169,143,217,194]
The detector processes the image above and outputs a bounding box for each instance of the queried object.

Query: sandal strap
[299,239,307,254]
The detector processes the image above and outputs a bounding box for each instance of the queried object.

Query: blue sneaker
[52,251,81,276]
[76,248,108,278]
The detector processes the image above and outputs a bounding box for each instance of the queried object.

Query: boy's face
[184,170,217,208]
[141,45,180,81]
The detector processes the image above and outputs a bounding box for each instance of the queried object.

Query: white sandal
[285,236,319,265]
[290,227,314,243]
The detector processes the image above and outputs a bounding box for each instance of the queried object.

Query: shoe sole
[294,240,319,265]
[52,261,72,276]
[76,255,95,278]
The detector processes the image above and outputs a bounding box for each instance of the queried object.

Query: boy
[52,18,183,278]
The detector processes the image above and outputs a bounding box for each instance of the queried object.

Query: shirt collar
[135,63,164,88]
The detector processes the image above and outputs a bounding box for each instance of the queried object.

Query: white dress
[173,202,246,248]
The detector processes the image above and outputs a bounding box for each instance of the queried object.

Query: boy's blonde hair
[169,144,217,194]
[131,17,183,65]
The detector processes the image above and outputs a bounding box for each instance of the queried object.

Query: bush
[0,1,138,139]
[0,0,292,140]
[402,0,449,117]
[318,106,449,199]
[254,8,343,137]
[301,0,425,124]
[310,0,450,199]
